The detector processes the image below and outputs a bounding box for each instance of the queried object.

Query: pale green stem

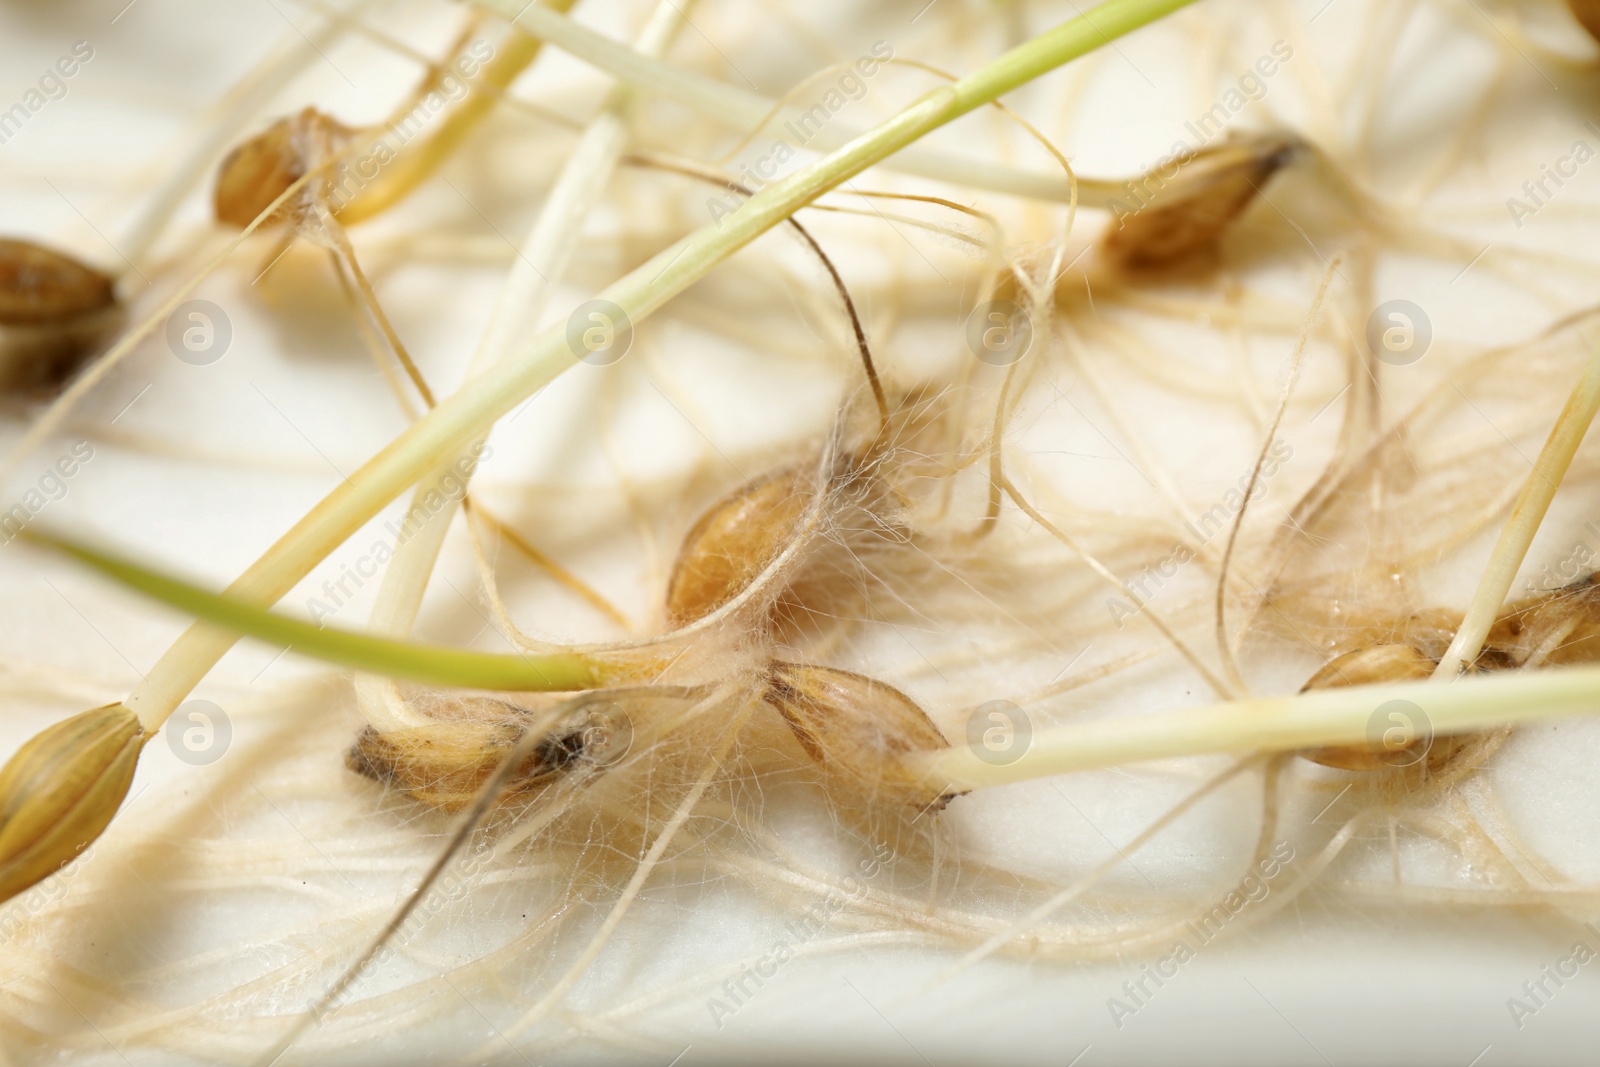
[911,663,1600,793]
[121,0,1201,733]
[476,0,1119,205]
[1432,335,1600,679]
[354,0,695,736]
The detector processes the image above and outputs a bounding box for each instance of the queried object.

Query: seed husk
[348,721,526,811]
[0,239,122,396]
[1100,132,1302,271]
[0,703,143,903]
[1486,570,1600,668]
[0,311,124,398]
[0,239,116,327]
[1298,645,1468,772]
[765,662,960,812]
[346,702,630,811]
[213,107,354,230]
[664,466,814,626]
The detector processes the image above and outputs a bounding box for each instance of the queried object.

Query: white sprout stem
[1432,334,1600,680]
[476,0,1118,206]
[119,0,1200,733]
[913,662,1600,792]
[354,0,696,735]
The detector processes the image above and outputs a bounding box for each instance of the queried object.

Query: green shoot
[28,531,617,692]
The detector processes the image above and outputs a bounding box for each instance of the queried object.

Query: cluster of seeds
[5,6,1600,1060]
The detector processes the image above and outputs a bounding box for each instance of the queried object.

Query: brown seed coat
[765,661,958,811]
[214,107,354,230]
[0,704,143,902]
[1298,645,1468,772]
[0,239,115,326]
[1101,133,1302,270]
[664,466,814,626]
